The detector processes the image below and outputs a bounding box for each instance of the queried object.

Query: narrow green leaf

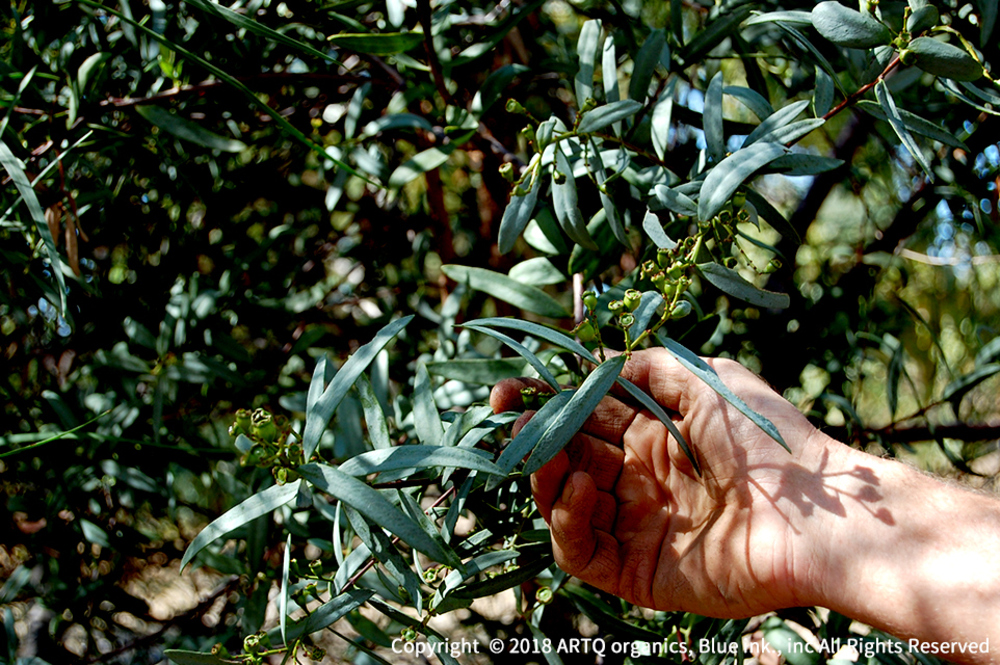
[766,154,844,176]
[389,140,461,188]
[138,105,247,152]
[303,316,413,460]
[698,262,790,309]
[523,356,626,475]
[280,533,291,643]
[441,265,569,318]
[464,317,598,364]
[488,391,574,490]
[509,257,566,286]
[432,550,520,608]
[563,585,668,643]
[577,99,644,134]
[725,85,774,121]
[855,100,968,149]
[742,10,814,27]
[453,553,554,598]
[874,81,933,180]
[338,445,502,477]
[552,149,598,250]
[704,72,725,164]
[425,358,528,385]
[462,324,561,391]
[642,209,676,249]
[298,463,463,569]
[652,183,698,217]
[0,141,67,314]
[887,338,903,419]
[743,188,800,243]
[979,0,997,46]
[698,142,786,221]
[360,113,433,138]
[498,156,542,253]
[743,99,809,147]
[651,80,676,160]
[602,36,621,135]
[186,0,339,63]
[942,363,1000,405]
[164,649,238,665]
[355,373,391,450]
[749,118,825,147]
[472,64,530,115]
[587,142,627,245]
[679,7,752,66]
[908,37,984,81]
[575,19,602,106]
[656,333,790,451]
[343,507,423,611]
[327,31,423,55]
[629,28,666,101]
[279,589,374,643]
[180,481,302,570]
[813,67,835,117]
[413,362,443,446]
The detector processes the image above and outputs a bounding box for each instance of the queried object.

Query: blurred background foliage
[1,0,999,662]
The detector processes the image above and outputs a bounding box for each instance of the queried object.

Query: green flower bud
[651,271,668,291]
[670,301,693,319]
[764,258,782,274]
[309,647,326,661]
[212,644,230,657]
[251,408,278,442]
[243,634,260,653]
[657,248,672,269]
[235,408,252,435]
[242,444,266,468]
[575,319,596,342]
[899,48,916,66]
[582,290,598,311]
[423,568,438,583]
[521,125,536,145]
[580,98,598,113]
[536,587,554,604]
[667,263,684,280]
[273,466,289,485]
[732,191,746,209]
[619,313,635,329]
[506,99,526,115]
[641,260,658,275]
[402,627,418,642]
[623,289,642,311]
[608,300,625,314]
[499,162,515,182]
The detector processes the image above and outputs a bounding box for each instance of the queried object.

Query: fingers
[549,472,622,591]
[490,378,556,413]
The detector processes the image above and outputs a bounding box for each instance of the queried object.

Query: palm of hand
[493,353,811,618]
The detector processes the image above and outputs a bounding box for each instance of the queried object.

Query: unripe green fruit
[651,271,668,291]
[251,408,278,442]
[536,587,554,604]
[235,408,252,435]
[623,289,642,310]
[619,313,635,328]
[608,300,625,314]
[506,99,526,114]
[499,162,515,182]
[812,1,892,49]
[582,290,598,311]
[764,258,782,274]
[657,248,672,269]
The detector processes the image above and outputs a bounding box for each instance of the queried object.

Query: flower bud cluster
[229,407,303,483]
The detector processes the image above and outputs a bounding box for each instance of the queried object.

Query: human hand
[490,348,834,618]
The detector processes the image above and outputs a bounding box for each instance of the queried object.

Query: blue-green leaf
[587,142,627,245]
[498,157,543,253]
[725,86,774,122]
[509,257,567,286]
[338,445,502,477]
[629,29,666,101]
[355,373,391,450]
[413,362,443,446]
[180,481,302,570]
[298,463,463,569]
[874,81,933,180]
[425,358,529,385]
[552,149,598,250]
[642,209,677,249]
[137,105,246,152]
[523,356,626,475]
[441,265,569,318]
[575,19,602,106]
[280,532,291,643]
[698,262,790,309]
[303,317,413,460]
[577,99,643,134]
[464,317,598,364]
[488,391,574,490]
[472,64,530,115]
[274,589,374,643]
[327,32,424,55]
[652,183,698,217]
[855,100,967,149]
[704,72,725,164]
[360,113,434,138]
[743,99,810,147]
[698,142,786,221]
[463,324,561,391]
[656,334,789,451]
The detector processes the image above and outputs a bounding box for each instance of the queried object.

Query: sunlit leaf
[698,142,786,221]
[298,463,463,569]
[725,85,774,121]
[552,148,598,250]
[303,316,413,460]
[181,481,302,570]
[509,257,566,286]
[704,72,725,164]
[575,19,602,106]
[337,445,502,477]
[498,156,543,253]
[629,29,666,100]
[874,81,933,180]
[656,334,790,451]
[698,262,790,309]
[576,99,644,134]
[855,100,968,149]
[462,324,561,391]
[441,265,569,318]
[327,31,424,55]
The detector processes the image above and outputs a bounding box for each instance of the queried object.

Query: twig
[416,0,455,106]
